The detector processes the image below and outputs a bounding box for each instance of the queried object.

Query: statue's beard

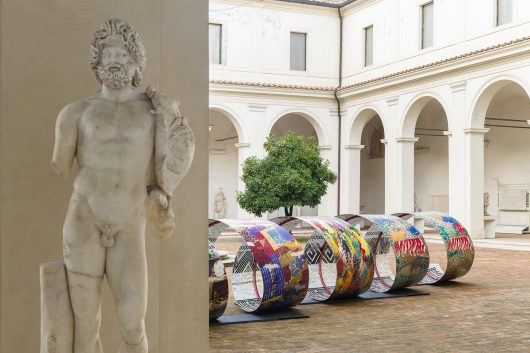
[97,63,135,90]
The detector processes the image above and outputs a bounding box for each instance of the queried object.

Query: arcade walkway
[209,243,530,352]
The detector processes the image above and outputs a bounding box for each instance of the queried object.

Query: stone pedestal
[40,262,73,353]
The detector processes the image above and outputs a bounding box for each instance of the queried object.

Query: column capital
[248,104,267,113]
[380,138,389,145]
[443,130,452,137]
[463,128,490,135]
[450,81,467,92]
[344,144,365,150]
[386,96,399,106]
[209,149,227,155]
[235,142,251,148]
[319,145,332,151]
[396,137,419,143]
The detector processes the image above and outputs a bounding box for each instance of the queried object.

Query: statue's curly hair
[89,18,146,87]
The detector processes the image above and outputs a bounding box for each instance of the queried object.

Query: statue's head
[90,18,146,89]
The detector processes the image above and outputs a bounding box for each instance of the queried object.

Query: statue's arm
[146,140,170,208]
[51,102,82,177]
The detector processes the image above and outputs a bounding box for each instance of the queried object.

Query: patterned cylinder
[208,219,308,313]
[208,240,228,320]
[396,212,475,284]
[339,214,430,292]
[272,216,373,301]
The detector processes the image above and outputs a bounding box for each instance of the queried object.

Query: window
[209,23,222,65]
[497,0,513,26]
[364,25,373,67]
[421,2,434,49]
[290,32,307,71]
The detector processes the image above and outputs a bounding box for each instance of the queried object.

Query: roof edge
[273,0,356,9]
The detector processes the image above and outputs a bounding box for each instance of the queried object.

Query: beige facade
[0,1,208,352]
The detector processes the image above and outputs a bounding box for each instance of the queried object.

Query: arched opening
[270,112,319,140]
[357,112,385,214]
[407,98,449,214]
[269,113,321,217]
[479,82,530,236]
[208,108,240,219]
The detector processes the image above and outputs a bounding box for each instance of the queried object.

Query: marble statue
[484,192,490,216]
[43,18,195,353]
[214,187,227,218]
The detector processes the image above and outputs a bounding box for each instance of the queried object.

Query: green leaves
[236,131,337,217]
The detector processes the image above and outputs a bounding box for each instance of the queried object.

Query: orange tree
[236,131,337,217]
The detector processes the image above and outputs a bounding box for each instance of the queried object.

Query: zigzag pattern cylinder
[339,214,430,293]
[272,216,374,301]
[208,219,308,313]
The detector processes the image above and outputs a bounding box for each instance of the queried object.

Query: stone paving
[209,242,530,353]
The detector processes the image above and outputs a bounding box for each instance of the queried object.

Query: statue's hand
[147,185,175,240]
[149,187,169,209]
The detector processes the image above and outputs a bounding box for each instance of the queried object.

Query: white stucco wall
[209,0,340,87]
[342,0,530,86]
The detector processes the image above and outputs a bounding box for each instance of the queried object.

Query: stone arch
[348,105,386,145]
[209,104,246,142]
[268,108,329,146]
[470,75,530,128]
[400,92,451,138]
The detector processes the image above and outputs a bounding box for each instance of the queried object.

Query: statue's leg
[63,195,105,353]
[106,219,148,353]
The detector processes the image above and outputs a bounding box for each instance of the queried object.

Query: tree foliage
[236,131,337,217]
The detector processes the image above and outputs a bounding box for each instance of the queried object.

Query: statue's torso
[73,95,154,221]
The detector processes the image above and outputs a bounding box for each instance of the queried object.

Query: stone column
[343,144,365,214]
[381,138,396,214]
[464,128,490,239]
[235,142,254,219]
[319,145,336,216]
[395,137,419,213]
[248,104,267,158]
[447,81,470,232]
[383,96,399,214]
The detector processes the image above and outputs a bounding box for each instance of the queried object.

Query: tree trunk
[284,206,294,217]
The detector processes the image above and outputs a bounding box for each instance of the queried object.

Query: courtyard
[210,241,530,353]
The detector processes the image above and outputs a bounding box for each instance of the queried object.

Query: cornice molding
[396,137,419,143]
[340,36,530,93]
[463,128,490,135]
[209,36,530,102]
[344,144,365,150]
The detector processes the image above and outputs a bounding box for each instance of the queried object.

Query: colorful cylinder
[396,212,475,284]
[339,214,430,292]
[272,216,373,301]
[208,219,308,313]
